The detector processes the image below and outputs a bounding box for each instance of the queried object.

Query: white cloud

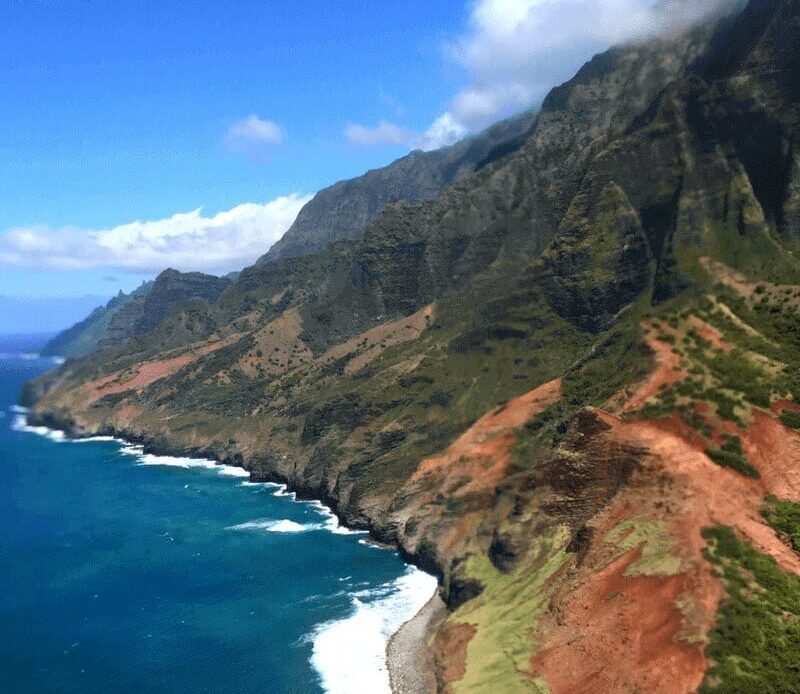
[416,113,468,152]
[343,114,469,153]
[224,115,285,160]
[344,120,414,147]
[438,0,735,135]
[364,0,736,152]
[0,194,312,275]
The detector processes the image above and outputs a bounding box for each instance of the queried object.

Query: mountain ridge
[24,1,800,691]
[40,282,153,359]
[260,110,537,263]
[43,113,537,359]
[41,269,235,359]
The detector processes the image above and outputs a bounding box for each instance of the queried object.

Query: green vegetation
[704,435,759,479]
[701,215,800,286]
[762,496,800,554]
[632,398,675,420]
[515,303,651,468]
[450,526,570,693]
[779,411,800,430]
[705,390,745,425]
[679,404,712,438]
[701,527,800,692]
[709,292,800,400]
[625,288,800,438]
[686,343,774,411]
[561,312,651,409]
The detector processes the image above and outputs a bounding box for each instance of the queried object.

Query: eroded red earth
[435,319,800,693]
[410,378,562,495]
[620,327,685,414]
[87,354,196,400]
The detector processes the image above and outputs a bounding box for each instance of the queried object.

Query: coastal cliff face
[26,0,800,690]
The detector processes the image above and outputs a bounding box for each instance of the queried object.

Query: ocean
[0,340,435,694]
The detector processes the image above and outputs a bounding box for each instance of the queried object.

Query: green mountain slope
[260,110,537,262]
[97,268,232,348]
[25,1,800,690]
[41,269,233,359]
[40,282,153,359]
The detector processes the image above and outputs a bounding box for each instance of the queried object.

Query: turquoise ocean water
[0,342,434,693]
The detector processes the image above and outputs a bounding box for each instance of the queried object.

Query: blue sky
[0,1,465,232]
[0,0,465,303]
[0,0,725,332]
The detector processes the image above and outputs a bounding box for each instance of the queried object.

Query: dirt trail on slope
[397,379,563,585]
[529,413,724,693]
[241,308,313,376]
[319,304,435,375]
[700,257,758,298]
[85,337,238,402]
[530,399,800,693]
[532,547,718,694]
[619,329,685,414]
[687,315,733,352]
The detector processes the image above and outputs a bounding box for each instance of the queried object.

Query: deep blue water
[0,345,434,693]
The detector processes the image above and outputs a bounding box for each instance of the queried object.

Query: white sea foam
[227,496,369,537]
[310,567,438,694]
[217,465,250,478]
[306,500,367,536]
[123,449,250,478]
[12,410,359,539]
[72,435,122,443]
[14,419,251,480]
[11,414,66,441]
[236,482,365,535]
[11,395,433,694]
[271,484,295,499]
[135,453,248,478]
[228,518,314,533]
[227,516,340,534]
[358,538,385,550]
[137,453,217,469]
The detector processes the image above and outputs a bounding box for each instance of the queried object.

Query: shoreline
[387,592,447,694]
[16,405,444,693]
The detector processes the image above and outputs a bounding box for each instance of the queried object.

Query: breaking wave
[310,568,437,694]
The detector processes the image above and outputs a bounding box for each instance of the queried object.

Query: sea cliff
[26,1,800,690]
